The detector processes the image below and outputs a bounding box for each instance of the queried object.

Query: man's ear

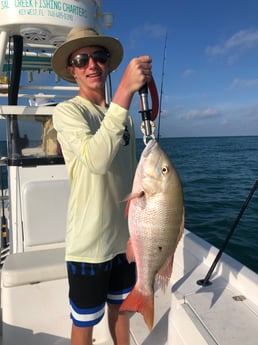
[67,66,75,78]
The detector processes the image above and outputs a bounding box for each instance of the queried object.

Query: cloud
[205,28,258,62]
[154,102,258,137]
[128,23,166,48]
[182,68,195,78]
[229,78,258,90]
[178,107,221,120]
[142,23,167,39]
[238,104,258,120]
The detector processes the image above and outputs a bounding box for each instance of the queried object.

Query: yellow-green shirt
[53,96,136,263]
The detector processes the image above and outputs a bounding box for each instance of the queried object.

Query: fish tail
[120,287,154,330]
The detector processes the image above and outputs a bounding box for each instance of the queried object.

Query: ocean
[1,136,258,273]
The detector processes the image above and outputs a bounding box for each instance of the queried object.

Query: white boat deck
[0,230,257,345]
[169,231,258,345]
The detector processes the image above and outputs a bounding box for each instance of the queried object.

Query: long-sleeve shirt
[53,96,136,263]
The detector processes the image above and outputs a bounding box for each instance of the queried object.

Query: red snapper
[120,139,184,330]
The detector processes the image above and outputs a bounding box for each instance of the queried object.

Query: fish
[120,139,184,330]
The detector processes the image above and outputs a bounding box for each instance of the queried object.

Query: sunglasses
[69,50,110,68]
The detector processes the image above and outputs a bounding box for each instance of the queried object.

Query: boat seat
[21,179,69,250]
[1,247,66,288]
[1,248,112,345]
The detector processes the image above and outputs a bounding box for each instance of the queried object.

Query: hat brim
[52,36,123,83]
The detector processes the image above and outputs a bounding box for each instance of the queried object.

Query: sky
[99,0,258,138]
[1,0,258,139]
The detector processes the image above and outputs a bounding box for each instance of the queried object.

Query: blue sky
[101,0,258,138]
[1,0,258,139]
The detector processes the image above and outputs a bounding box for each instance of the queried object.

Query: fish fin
[155,254,174,291]
[122,191,145,203]
[126,238,135,263]
[122,191,145,217]
[124,200,131,217]
[120,287,154,330]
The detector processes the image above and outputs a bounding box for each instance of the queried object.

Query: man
[52,26,152,345]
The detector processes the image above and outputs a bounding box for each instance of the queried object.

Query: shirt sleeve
[53,100,130,175]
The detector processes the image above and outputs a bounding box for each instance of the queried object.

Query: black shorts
[67,253,136,327]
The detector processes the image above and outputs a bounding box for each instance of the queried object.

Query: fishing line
[157,31,167,141]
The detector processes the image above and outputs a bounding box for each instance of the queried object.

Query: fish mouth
[143,139,157,157]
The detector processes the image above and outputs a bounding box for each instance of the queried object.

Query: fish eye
[161,165,169,175]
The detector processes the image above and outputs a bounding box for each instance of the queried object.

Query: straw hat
[52,26,123,83]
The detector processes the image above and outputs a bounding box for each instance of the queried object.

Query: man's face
[68,46,110,90]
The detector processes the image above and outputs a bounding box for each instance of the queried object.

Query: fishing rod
[197,179,258,286]
[139,31,167,143]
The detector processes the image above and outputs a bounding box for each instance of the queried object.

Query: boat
[0,1,257,344]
